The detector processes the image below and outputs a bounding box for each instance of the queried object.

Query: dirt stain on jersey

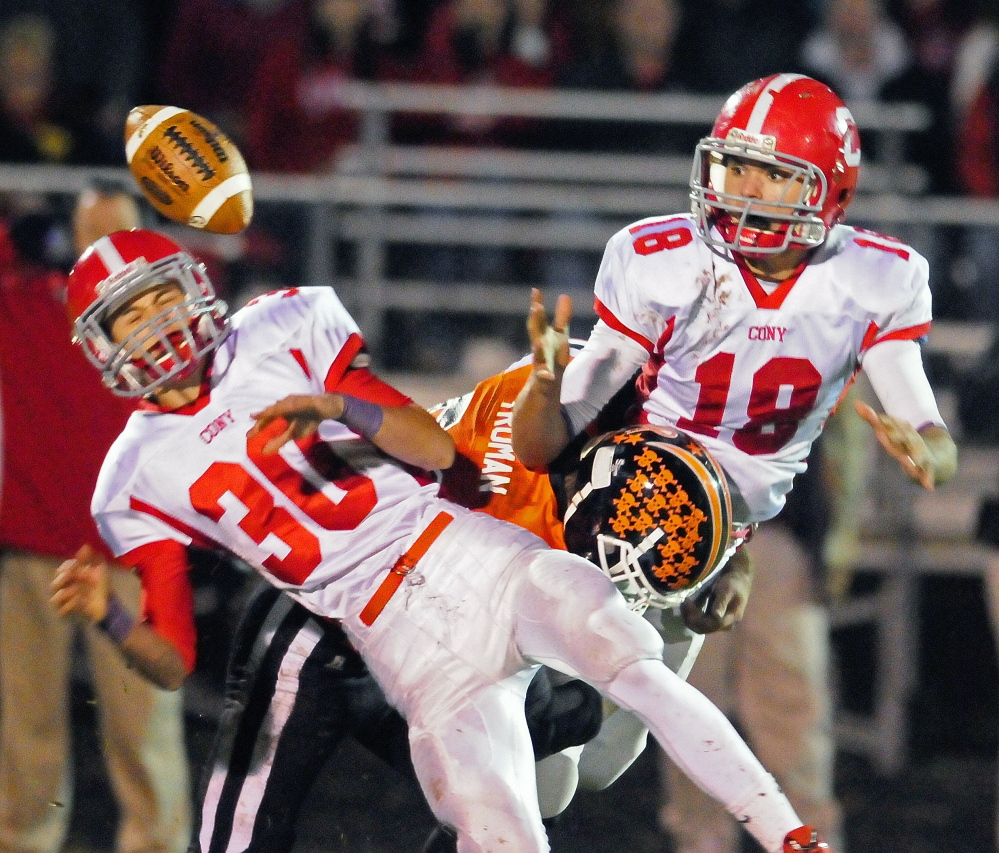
[694,266,735,345]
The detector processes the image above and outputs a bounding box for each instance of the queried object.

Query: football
[124,105,253,234]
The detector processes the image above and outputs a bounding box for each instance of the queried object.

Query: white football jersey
[581,214,933,523]
[92,287,442,616]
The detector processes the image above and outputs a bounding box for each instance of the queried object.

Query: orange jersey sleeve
[436,365,566,549]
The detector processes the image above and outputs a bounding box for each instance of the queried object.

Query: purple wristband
[339,395,384,439]
[97,593,136,644]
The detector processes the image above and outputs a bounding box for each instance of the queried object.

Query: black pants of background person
[190,582,603,853]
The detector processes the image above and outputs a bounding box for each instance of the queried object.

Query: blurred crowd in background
[2,0,999,313]
[4,0,999,407]
[1,0,996,182]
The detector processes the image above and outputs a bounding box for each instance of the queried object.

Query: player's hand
[680,547,754,634]
[527,288,572,382]
[854,399,936,490]
[50,544,111,624]
[249,394,345,454]
[512,289,574,467]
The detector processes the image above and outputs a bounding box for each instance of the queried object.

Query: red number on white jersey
[190,460,323,583]
[188,420,377,584]
[632,226,693,256]
[678,352,822,455]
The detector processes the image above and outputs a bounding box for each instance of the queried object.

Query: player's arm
[512,290,649,468]
[50,544,189,690]
[858,338,958,489]
[250,392,456,470]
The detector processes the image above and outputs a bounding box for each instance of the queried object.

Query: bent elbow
[511,437,549,470]
[433,434,457,470]
[160,671,187,692]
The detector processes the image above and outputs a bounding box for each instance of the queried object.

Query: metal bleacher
[2,83,998,775]
[306,82,936,347]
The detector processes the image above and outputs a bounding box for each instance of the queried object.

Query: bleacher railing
[0,83,991,358]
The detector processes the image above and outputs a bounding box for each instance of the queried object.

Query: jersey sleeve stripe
[871,321,932,347]
[594,297,655,353]
[323,332,364,392]
[129,496,221,550]
[335,366,412,407]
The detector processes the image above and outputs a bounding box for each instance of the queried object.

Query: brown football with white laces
[124,105,253,234]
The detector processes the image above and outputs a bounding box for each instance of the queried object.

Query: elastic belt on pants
[359,511,454,626]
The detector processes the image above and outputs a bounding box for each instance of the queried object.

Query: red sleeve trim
[871,322,931,348]
[121,540,197,674]
[290,348,312,379]
[594,297,655,353]
[129,497,221,551]
[334,366,413,407]
[323,332,364,392]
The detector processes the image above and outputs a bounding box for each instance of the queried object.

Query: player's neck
[149,364,209,411]
[740,246,811,282]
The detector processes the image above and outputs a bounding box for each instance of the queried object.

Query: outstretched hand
[50,543,111,624]
[249,394,346,454]
[854,399,937,490]
[527,288,572,380]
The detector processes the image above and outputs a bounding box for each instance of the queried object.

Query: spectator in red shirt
[407,0,570,146]
[246,0,403,173]
[157,0,309,148]
[0,188,192,853]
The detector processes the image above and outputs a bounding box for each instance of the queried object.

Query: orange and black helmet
[564,424,734,612]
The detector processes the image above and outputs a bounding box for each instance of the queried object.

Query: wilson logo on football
[124,105,253,234]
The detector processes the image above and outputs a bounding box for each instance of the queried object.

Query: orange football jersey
[433,364,566,550]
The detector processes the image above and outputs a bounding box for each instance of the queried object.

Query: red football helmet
[689,73,861,256]
[67,229,229,397]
